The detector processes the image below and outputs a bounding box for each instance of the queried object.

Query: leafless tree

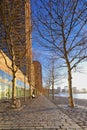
[32,0,87,107]
[0,0,32,103]
[43,54,63,100]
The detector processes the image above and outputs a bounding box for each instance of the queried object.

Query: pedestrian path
[0,95,83,130]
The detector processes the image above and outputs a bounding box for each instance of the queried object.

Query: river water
[56,93,87,100]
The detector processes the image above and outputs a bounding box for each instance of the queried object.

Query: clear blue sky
[31,0,87,90]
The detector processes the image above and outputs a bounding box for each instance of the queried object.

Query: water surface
[56,93,87,99]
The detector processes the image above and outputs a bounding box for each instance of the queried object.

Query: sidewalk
[0,95,83,130]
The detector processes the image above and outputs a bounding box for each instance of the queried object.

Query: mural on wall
[0,69,29,99]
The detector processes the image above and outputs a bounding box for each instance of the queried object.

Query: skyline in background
[55,62,87,90]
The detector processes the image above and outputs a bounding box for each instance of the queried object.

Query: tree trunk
[52,81,54,100]
[12,70,16,100]
[62,26,74,107]
[11,34,16,101]
[52,60,54,100]
[68,66,74,108]
[24,75,26,102]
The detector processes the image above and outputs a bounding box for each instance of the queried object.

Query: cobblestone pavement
[57,105,87,130]
[0,95,83,130]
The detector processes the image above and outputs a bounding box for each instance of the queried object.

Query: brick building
[0,0,32,77]
[33,61,42,94]
[0,0,35,94]
[0,0,43,98]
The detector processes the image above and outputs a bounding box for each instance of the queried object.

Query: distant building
[62,89,66,93]
[62,86,68,93]
[72,87,77,93]
[64,86,68,91]
[57,87,61,93]
[33,61,42,94]
[48,88,59,94]
[80,88,87,93]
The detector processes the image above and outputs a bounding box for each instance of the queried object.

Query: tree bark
[52,60,54,100]
[12,70,16,100]
[11,33,17,101]
[52,81,54,100]
[68,65,74,108]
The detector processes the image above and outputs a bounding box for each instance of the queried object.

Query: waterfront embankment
[50,96,87,107]
[49,96,87,130]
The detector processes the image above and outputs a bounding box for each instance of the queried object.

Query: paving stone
[0,95,83,130]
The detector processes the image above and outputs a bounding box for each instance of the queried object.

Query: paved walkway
[0,95,83,130]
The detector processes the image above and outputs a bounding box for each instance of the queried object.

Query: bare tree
[43,54,63,100]
[0,0,32,104]
[32,0,87,107]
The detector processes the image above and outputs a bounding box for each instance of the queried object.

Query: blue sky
[32,38,87,90]
[31,0,87,90]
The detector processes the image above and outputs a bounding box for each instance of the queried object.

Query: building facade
[0,0,35,96]
[0,0,43,98]
[33,61,42,94]
[0,0,32,78]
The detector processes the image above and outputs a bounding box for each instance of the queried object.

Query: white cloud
[72,72,87,90]
[72,62,87,90]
